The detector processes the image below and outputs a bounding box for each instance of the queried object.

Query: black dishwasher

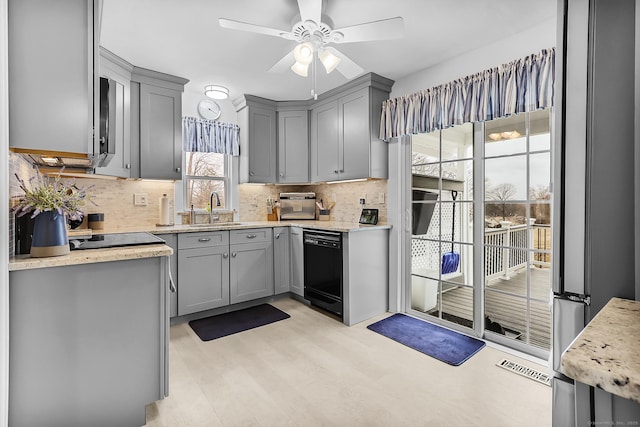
[303,230,343,318]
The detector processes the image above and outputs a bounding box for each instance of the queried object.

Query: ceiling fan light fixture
[293,42,314,65]
[204,85,229,100]
[291,61,309,77]
[319,49,340,74]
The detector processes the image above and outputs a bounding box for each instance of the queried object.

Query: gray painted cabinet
[277,109,310,183]
[230,228,274,303]
[235,96,278,183]
[273,227,291,294]
[131,68,188,180]
[178,231,230,315]
[9,256,169,427]
[311,85,390,182]
[8,0,98,155]
[157,233,178,317]
[290,227,304,296]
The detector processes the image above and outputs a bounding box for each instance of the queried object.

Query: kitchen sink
[186,222,245,228]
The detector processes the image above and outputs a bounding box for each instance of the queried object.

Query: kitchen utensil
[441,191,459,274]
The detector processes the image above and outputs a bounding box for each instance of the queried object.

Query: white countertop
[561,297,640,403]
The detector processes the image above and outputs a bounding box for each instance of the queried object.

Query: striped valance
[182,117,240,156]
[380,48,555,141]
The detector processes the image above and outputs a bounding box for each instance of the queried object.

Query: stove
[69,232,165,251]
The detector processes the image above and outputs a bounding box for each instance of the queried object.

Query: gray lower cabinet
[157,233,178,317]
[230,228,274,304]
[178,231,230,316]
[290,227,304,296]
[273,227,291,294]
[9,256,169,427]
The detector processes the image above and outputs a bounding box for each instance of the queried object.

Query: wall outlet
[134,193,148,206]
[378,192,385,204]
[251,196,258,206]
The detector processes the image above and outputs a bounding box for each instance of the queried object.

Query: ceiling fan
[219,0,403,97]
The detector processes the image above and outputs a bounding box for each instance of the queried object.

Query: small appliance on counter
[279,192,316,220]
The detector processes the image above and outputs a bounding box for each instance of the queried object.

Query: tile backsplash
[238,180,388,223]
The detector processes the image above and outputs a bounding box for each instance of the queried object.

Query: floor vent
[496,358,551,386]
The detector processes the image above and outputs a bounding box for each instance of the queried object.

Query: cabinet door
[273,227,291,294]
[278,110,309,183]
[157,234,178,318]
[178,245,230,315]
[9,0,95,154]
[139,84,182,180]
[247,106,277,182]
[290,227,304,296]
[230,241,274,304]
[310,101,339,182]
[338,88,371,180]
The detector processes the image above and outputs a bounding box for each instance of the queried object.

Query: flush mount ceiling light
[204,85,229,100]
[488,130,522,141]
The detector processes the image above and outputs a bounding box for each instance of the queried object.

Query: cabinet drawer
[178,231,229,249]
[230,228,272,245]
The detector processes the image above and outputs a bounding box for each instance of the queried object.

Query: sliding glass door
[407,110,552,357]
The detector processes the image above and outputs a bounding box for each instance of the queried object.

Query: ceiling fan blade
[331,17,404,43]
[296,0,322,25]
[268,49,296,73]
[219,18,295,40]
[323,47,364,79]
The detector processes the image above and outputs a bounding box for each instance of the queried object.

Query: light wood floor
[146,298,551,427]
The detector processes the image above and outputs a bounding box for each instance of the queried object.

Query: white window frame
[182,152,230,210]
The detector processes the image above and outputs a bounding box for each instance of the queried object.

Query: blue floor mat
[367,313,485,366]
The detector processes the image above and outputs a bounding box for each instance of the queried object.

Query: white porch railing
[484,220,551,281]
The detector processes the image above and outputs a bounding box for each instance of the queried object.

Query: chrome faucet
[209,191,221,223]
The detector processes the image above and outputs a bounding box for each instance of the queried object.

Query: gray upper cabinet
[131,68,188,180]
[237,73,393,184]
[235,96,277,183]
[277,109,310,183]
[310,75,393,183]
[8,0,98,155]
[310,101,339,182]
[95,48,133,178]
[273,227,291,294]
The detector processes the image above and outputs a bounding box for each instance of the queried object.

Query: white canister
[158,194,172,226]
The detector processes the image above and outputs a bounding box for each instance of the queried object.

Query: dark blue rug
[189,304,290,341]
[367,313,485,366]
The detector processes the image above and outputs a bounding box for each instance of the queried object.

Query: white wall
[391,18,557,99]
[386,17,557,313]
[182,85,238,124]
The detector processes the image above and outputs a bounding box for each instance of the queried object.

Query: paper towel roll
[159,194,171,225]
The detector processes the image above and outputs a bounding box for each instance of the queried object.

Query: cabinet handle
[198,237,211,242]
[246,234,257,239]
[249,171,255,176]
[339,169,344,173]
[275,233,280,239]
[175,167,181,173]
[279,172,284,177]
[232,252,237,257]
[223,252,229,258]
[125,163,131,169]
[333,170,339,174]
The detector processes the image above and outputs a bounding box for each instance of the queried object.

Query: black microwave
[97,76,116,167]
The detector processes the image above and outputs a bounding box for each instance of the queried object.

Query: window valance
[380,48,555,141]
[182,117,240,156]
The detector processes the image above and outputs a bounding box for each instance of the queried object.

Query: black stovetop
[69,232,165,250]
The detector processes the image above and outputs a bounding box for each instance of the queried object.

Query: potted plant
[12,169,95,257]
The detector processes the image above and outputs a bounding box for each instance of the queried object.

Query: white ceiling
[100,0,556,102]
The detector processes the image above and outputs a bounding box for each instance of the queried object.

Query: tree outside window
[184,152,227,211]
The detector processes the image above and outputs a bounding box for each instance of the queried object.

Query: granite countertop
[561,297,640,403]
[9,244,172,272]
[96,220,392,235]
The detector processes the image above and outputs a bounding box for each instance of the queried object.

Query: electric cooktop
[69,232,165,251]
